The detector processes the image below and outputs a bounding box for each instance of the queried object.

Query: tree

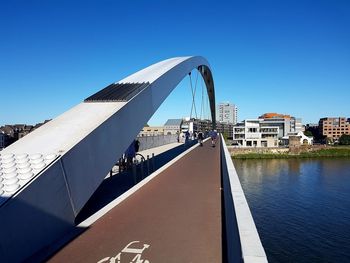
[339,134,350,145]
[223,131,229,143]
[304,130,313,137]
[326,137,334,145]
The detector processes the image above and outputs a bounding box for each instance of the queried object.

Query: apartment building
[216,102,238,124]
[182,118,234,138]
[319,117,350,140]
[216,122,234,138]
[259,113,302,138]
[232,119,279,147]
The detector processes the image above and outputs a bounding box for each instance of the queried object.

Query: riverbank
[230,146,350,159]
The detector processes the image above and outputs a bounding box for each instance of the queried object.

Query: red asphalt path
[48,140,222,263]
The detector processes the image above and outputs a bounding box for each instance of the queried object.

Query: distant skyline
[1,0,349,126]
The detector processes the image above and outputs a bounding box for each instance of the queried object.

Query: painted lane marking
[97,241,150,263]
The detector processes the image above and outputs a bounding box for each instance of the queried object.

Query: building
[162,117,233,138]
[0,126,16,148]
[164,119,183,135]
[216,122,234,139]
[319,117,350,141]
[198,119,212,133]
[306,123,319,129]
[281,131,313,146]
[258,113,302,138]
[0,120,51,149]
[181,118,233,138]
[216,102,237,124]
[181,118,199,134]
[0,131,5,150]
[139,126,164,136]
[32,119,51,130]
[291,118,303,132]
[232,119,279,147]
[13,124,33,140]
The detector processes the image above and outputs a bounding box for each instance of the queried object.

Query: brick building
[319,117,350,140]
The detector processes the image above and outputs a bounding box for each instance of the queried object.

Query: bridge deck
[48,140,222,263]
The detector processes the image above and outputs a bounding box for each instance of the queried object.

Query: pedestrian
[198,131,204,146]
[210,130,218,147]
[125,141,136,168]
[134,139,140,152]
[185,130,190,145]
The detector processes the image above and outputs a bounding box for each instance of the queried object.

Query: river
[233,158,350,263]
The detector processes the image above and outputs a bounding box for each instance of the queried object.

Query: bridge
[0,57,267,262]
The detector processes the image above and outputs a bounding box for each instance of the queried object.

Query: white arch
[0,56,216,262]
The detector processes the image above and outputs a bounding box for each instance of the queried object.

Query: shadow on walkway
[75,141,197,224]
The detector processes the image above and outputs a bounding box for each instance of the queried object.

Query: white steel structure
[0,56,216,262]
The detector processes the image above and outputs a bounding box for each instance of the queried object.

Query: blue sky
[0,0,349,126]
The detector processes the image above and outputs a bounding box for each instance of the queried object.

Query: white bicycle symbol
[98,241,150,263]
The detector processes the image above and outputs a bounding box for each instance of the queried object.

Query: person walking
[198,131,204,146]
[210,130,218,147]
[125,141,136,168]
[185,130,190,147]
[179,131,184,143]
[134,139,140,152]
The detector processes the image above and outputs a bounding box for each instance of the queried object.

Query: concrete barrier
[220,135,268,263]
[137,134,178,151]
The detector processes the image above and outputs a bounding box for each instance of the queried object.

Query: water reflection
[233,158,350,263]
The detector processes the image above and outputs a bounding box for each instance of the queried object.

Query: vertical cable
[200,75,204,120]
[189,71,198,120]
[189,72,193,119]
[193,70,199,119]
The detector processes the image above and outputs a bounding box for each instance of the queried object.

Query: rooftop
[164,119,183,126]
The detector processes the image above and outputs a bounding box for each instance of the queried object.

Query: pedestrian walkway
[75,140,197,224]
[138,141,182,159]
[108,141,190,177]
[47,139,222,263]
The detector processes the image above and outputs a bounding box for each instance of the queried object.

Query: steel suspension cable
[200,75,204,120]
[189,71,198,120]
[194,70,199,119]
[206,83,210,121]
